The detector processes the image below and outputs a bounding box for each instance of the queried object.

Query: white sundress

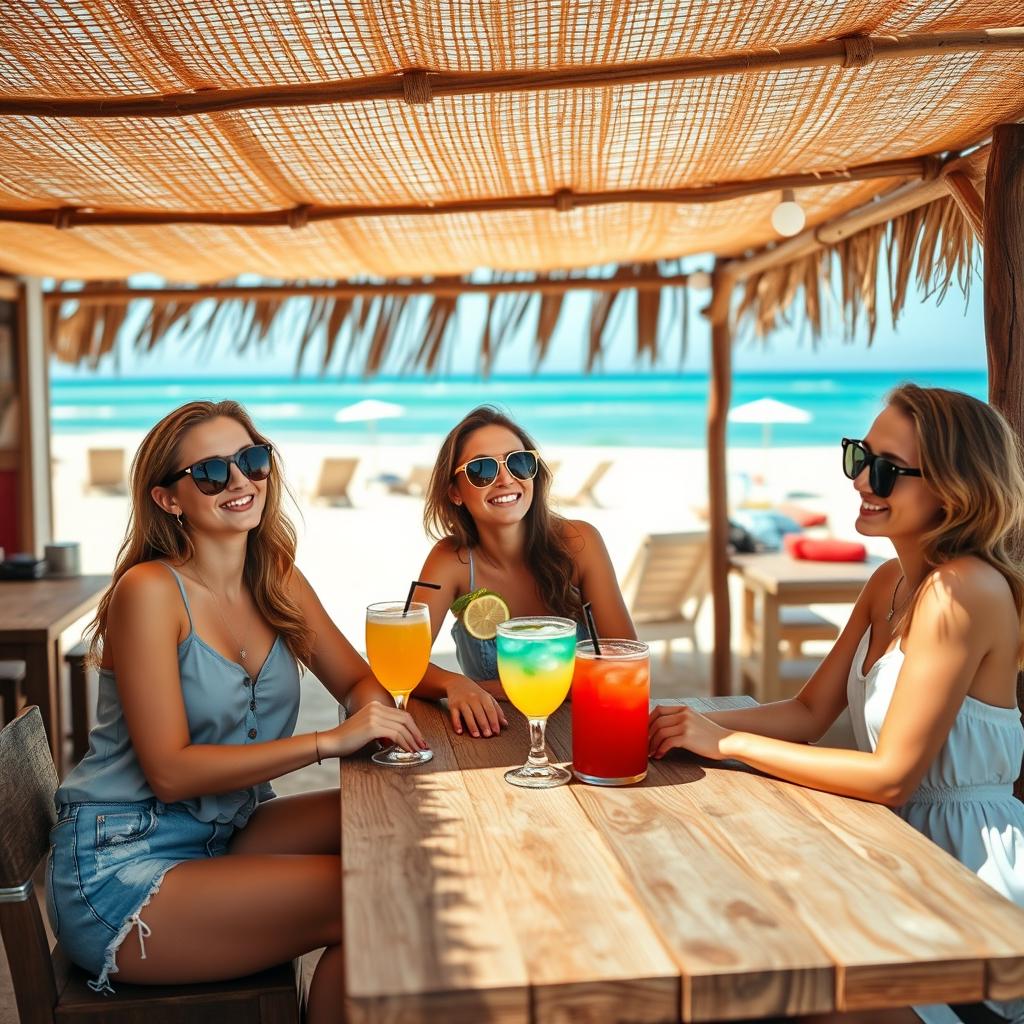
[847,627,1024,1024]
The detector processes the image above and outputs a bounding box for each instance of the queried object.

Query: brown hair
[86,400,314,665]
[424,405,582,620]
[888,383,1024,661]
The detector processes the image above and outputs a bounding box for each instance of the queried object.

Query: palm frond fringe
[46,196,977,373]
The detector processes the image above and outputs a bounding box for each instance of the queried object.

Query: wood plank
[340,700,530,1024]
[448,706,679,1024]
[0,576,110,642]
[545,711,833,1022]
[646,733,987,1011]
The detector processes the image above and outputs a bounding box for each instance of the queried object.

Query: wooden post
[15,278,52,555]
[706,266,733,696]
[982,123,1024,800]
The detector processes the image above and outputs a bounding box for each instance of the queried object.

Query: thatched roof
[0,3,1020,368]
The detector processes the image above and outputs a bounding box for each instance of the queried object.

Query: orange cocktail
[571,640,650,785]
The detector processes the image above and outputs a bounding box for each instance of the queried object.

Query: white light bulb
[687,270,712,290]
[771,189,806,237]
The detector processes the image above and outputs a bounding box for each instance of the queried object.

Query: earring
[453,498,462,506]
[175,512,184,528]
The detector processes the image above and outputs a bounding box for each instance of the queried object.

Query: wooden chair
[63,642,91,764]
[0,659,26,726]
[312,457,358,506]
[0,707,300,1024]
[387,464,433,496]
[555,460,612,507]
[621,531,709,664]
[84,449,127,494]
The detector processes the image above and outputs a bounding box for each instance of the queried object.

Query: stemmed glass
[496,616,576,788]
[365,601,433,767]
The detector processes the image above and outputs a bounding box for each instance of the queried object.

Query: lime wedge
[462,593,511,640]
[450,587,488,617]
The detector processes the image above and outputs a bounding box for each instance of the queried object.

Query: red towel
[784,535,867,562]
[776,502,828,528]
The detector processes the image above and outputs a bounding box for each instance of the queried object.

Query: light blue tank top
[450,549,588,682]
[56,562,301,827]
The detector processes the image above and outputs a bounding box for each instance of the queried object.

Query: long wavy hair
[888,383,1024,661]
[86,400,314,665]
[424,405,583,620]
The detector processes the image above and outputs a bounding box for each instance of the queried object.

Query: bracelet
[313,730,322,765]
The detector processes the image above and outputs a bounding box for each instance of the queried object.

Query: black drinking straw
[404,579,441,615]
[582,602,602,655]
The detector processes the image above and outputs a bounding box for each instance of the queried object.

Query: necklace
[191,564,251,666]
[886,574,905,623]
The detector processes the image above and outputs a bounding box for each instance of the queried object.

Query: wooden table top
[0,574,110,643]
[730,552,885,596]
[339,695,1024,1023]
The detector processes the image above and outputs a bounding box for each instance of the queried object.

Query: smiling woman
[411,405,637,739]
[46,400,425,1024]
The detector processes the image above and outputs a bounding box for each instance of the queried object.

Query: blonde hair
[888,383,1024,662]
[86,400,313,665]
[424,405,582,619]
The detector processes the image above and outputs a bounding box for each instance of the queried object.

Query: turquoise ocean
[49,370,988,449]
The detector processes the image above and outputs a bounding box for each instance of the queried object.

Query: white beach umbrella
[728,397,812,448]
[333,399,405,424]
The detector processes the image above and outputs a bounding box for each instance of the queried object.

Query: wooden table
[339,696,1024,1023]
[730,553,883,702]
[0,574,109,774]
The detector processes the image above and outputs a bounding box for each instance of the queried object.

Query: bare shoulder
[421,536,467,582]
[920,556,1013,612]
[112,560,180,606]
[861,556,903,609]
[559,518,604,555]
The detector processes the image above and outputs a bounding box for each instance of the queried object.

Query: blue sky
[52,262,987,378]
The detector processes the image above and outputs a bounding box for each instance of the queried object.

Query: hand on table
[325,701,428,757]
[446,677,509,738]
[648,704,734,761]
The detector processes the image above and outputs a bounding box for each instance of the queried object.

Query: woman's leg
[229,789,340,856]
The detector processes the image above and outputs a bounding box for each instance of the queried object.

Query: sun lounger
[313,457,359,506]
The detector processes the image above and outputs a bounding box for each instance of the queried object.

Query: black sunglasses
[453,449,540,488]
[841,438,921,498]
[161,444,274,495]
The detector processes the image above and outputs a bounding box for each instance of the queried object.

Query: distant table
[339,696,1024,1023]
[729,552,882,702]
[0,574,109,775]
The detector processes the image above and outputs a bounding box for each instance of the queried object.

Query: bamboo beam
[0,156,928,231]
[982,123,1024,801]
[944,171,985,240]
[2,29,1021,119]
[42,272,695,308]
[723,145,991,283]
[706,264,734,697]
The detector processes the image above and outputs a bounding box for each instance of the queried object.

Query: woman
[47,401,425,1023]
[649,384,1024,1024]
[415,405,636,738]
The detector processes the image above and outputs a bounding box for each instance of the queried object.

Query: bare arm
[110,565,425,805]
[571,520,638,640]
[650,562,998,806]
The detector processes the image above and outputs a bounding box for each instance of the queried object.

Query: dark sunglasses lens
[871,459,897,498]
[192,459,230,495]
[506,451,538,481]
[843,442,866,480]
[465,458,498,487]
[238,445,272,481]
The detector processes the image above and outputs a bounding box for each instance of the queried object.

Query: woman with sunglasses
[413,405,636,738]
[650,384,1024,1024]
[47,401,424,1023]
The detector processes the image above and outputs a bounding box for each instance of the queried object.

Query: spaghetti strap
[467,548,476,591]
[157,562,194,633]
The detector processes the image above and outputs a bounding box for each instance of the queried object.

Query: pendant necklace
[192,565,251,667]
[886,574,904,623]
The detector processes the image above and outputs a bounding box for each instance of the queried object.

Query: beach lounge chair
[0,706,300,1024]
[313,456,359,506]
[85,447,127,494]
[621,531,709,664]
[555,459,612,507]
[387,464,434,496]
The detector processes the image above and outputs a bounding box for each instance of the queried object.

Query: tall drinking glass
[496,616,576,788]
[366,601,433,767]
[572,640,650,785]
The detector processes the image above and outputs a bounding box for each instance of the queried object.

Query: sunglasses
[453,449,540,489]
[161,443,274,495]
[841,438,921,498]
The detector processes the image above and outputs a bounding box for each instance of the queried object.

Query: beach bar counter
[339,698,1024,1023]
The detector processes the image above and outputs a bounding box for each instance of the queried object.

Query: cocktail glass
[366,601,433,766]
[496,616,576,788]
[571,639,650,785]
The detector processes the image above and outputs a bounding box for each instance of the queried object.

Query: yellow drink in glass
[366,601,434,767]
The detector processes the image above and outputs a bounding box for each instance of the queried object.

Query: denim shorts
[46,800,235,994]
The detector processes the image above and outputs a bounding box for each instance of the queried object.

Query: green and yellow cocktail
[496,616,576,788]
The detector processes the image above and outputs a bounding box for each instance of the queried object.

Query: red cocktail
[571,640,650,785]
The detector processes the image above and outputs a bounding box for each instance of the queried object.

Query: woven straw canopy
[1,2,1023,283]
